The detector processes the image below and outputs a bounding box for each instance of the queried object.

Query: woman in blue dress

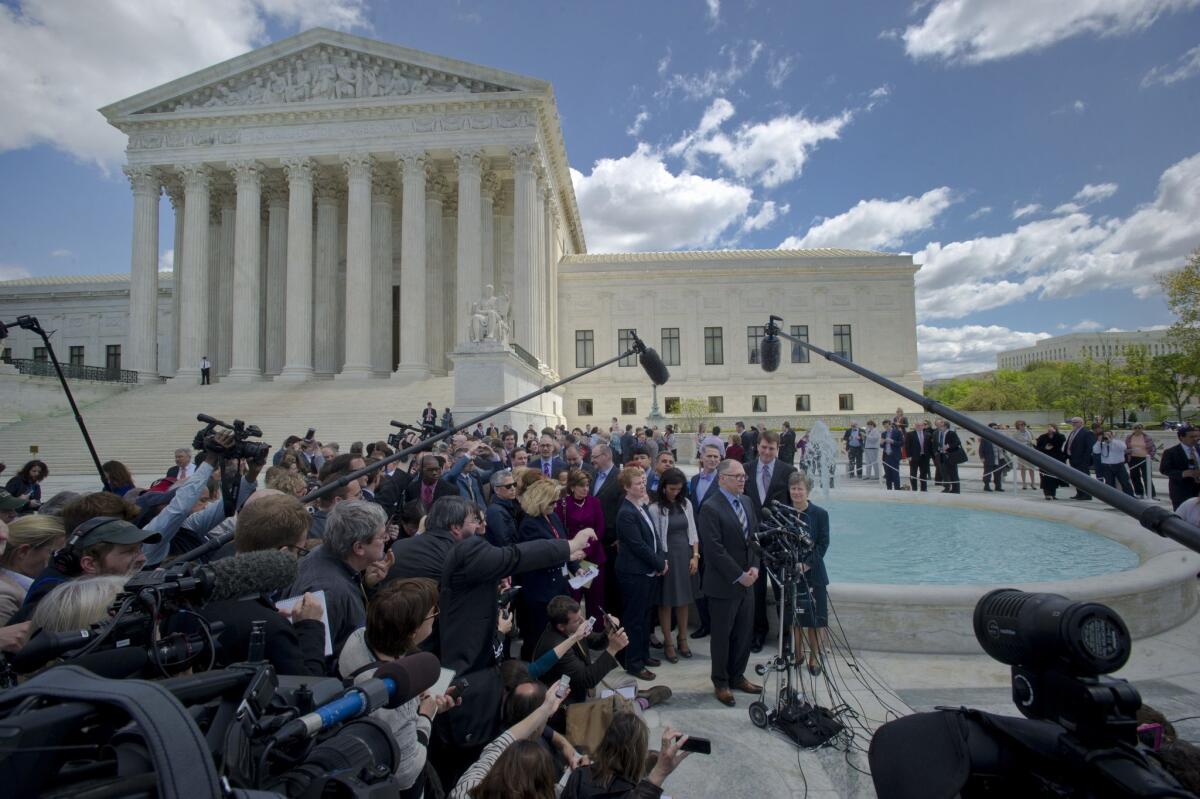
[788,471,829,676]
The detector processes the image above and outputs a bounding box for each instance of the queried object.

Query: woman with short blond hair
[0,515,66,624]
[515,477,575,660]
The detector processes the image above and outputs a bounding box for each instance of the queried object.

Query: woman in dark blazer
[515,477,575,660]
[788,471,829,675]
[1036,424,1067,500]
[615,466,667,680]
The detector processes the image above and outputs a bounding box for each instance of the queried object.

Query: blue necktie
[732,497,748,536]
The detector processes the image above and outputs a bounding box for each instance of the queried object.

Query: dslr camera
[193,413,270,462]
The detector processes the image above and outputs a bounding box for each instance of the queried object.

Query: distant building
[996,329,1180,370]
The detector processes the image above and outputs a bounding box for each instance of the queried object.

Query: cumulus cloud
[967,206,992,220]
[657,40,764,100]
[779,187,955,250]
[917,323,1051,378]
[1012,203,1041,219]
[912,151,1200,319]
[898,0,1199,64]
[49,248,72,257]
[740,201,787,234]
[669,98,852,187]
[1142,43,1200,86]
[1054,183,1117,214]
[0,0,368,169]
[1072,319,1104,332]
[571,144,753,252]
[158,249,174,272]
[0,264,32,281]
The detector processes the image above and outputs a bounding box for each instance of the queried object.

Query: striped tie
[732,497,748,536]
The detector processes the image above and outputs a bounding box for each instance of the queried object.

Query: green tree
[1090,355,1138,426]
[1151,353,1200,423]
[677,398,711,433]
[1159,248,1200,358]
[956,371,1037,410]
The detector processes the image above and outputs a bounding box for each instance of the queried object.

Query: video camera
[192,413,270,462]
[386,419,433,450]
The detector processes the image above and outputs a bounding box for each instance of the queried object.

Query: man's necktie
[759,463,771,502]
[543,462,551,477]
[593,471,605,495]
[732,497,748,536]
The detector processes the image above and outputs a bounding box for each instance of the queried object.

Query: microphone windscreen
[760,335,781,373]
[208,549,299,602]
[376,652,441,709]
[639,348,671,386]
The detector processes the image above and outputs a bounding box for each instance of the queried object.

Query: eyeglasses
[722,473,748,481]
[497,482,516,489]
[425,607,440,621]
[286,544,311,558]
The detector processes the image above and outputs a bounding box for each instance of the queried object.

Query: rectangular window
[704,327,723,365]
[838,393,854,411]
[796,394,811,412]
[617,329,637,367]
[752,395,767,413]
[33,347,47,362]
[660,328,680,366]
[708,396,724,413]
[577,398,594,417]
[106,345,121,371]
[833,324,852,361]
[747,325,765,364]
[69,346,84,367]
[790,325,810,363]
[575,330,594,368]
[664,396,681,415]
[2,347,12,363]
[621,397,637,415]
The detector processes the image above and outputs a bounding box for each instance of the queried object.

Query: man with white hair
[1064,417,1097,501]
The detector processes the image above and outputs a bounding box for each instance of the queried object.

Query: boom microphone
[760,334,781,373]
[207,549,299,602]
[638,348,671,386]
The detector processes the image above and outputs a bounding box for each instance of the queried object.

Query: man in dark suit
[589,442,625,618]
[402,454,458,511]
[905,420,934,491]
[421,402,438,426]
[619,426,637,466]
[935,420,964,494]
[779,422,797,466]
[698,459,762,706]
[615,467,667,680]
[563,444,596,480]
[1064,417,1097,500]
[742,431,796,651]
[979,424,1004,492]
[528,435,567,480]
[687,443,724,640]
[1160,425,1200,510]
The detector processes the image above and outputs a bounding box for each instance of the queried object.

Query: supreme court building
[0,28,923,426]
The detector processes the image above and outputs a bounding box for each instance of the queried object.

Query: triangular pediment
[102,28,544,119]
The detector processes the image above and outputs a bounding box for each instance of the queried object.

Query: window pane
[618,329,636,367]
[660,328,680,366]
[795,394,811,412]
[577,398,594,416]
[790,325,810,363]
[752,395,767,413]
[106,345,121,371]
[664,396,681,415]
[33,347,47,362]
[575,330,594,368]
[833,324,852,361]
[704,327,723,365]
[69,346,85,367]
[707,396,724,413]
[747,325,764,364]
[838,393,854,411]
[621,397,637,415]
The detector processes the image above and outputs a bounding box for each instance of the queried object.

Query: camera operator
[159,450,267,562]
[289,500,390,660]
[197,493,326,676]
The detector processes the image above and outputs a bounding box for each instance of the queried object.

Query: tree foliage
[1159,247,1200,358]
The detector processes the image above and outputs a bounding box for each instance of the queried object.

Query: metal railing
[511,344,541,371]
[6,358,139,384]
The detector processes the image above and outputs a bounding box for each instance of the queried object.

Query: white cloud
[967,206,992,220]
[1072,319,1104,332]
[657,40,764,100]
[626,109,650,137]
[0,0,368,169]
[912,151,1200,319]
[0,264,32,281]
[1073,99,1086,113]
[740,201,787,234]
[1142,43,1200,86]
[917,323,1051,378]
[900,0,1199,64]
[779,187,955,250]
[766,53,795,89]
[705,0,721,24]
[1012,203,1041,219]
[1054,185,1115,214]
[669,98,852,187]
[571,144,753,252]
[49,248,72,257]
[158,249,174,272]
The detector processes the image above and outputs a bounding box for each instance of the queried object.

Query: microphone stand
[0,315,111,492]
[302,332,667,504]
[761,316,1200,554]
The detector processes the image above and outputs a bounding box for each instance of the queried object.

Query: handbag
[564,685,634,751]
[949,447,968,466]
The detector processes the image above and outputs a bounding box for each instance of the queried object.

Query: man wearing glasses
[485,469,520,546]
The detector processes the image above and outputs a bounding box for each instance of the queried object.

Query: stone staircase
[0,375,456,478]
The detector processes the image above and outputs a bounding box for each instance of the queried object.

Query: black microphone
[207,549,299,602]
[760,315,782,373]
[174,527,236,563]
[639,348,670,385]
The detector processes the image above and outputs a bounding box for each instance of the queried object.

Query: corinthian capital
[281,157,315,186]
[394,149,427,180]
[454,148,484,177]
[341,152,374,182]
[176,163,212,192]
[122,164,161,196]
[229,159,263,189]
[481,170,502,200]
[510,145,537,174]
[372,170,397,198]
[313,169,343,203]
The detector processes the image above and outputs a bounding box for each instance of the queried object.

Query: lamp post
[649,383,663,419]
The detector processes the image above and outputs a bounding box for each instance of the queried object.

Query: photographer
[561,715,692,799]
[1093,428,1135,496]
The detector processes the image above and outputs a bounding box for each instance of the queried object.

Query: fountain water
[801,420,840,500]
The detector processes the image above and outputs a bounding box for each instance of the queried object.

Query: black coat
[374,469,412,516]
[615,500,666,576]
[516,514,574,603]
[387,529,457,583]
[532,625,619,703]
[905,428,934,460]
[592,467,624,546]
[401,476,459,511]
[200,595,326,677]
[1160,443,1200,510]
[697,491,759,600]
[743,457,796,513]
[484,496,520,547]
[1065,427,1097,470]
[779,429,797,464]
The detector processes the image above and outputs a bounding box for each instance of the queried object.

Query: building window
[708,396,724,413]
[69,346,84,367]
[618,329,637,367]
[33,347,47,362]
[838,393,854,411]
[577,398,594,417]
[704,327,723,365]
[2,348,11,363]
[833,325,852,361]
[747,325,765,364]
[664,396,681,415]
[796,394,811,412]
[661,328,680,366]
[752,395,768,413]
[106,345,121,372]
[790,325,810,363]
[621,397,637,415]
[575,330,594,368]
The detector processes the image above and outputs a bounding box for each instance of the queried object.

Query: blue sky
[1,0,1198,376]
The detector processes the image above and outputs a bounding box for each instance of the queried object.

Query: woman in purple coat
[555,468,606,614]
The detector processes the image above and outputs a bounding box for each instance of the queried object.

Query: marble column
[371,169,395,376]
[217,187,236,377]
[534,173,547,364]
[312,170,341,378]
[454,149,484,351]
[166,180,184,377]
[425,170,448,376]
[263,177,288,376]
[259,209,269,373]
[207,209,220,370]
[174,164,211,382]
[546,201,559,376]
[278,157,315,381]
[481,170,498,299]
[226,160,264,381]
[394,152,429,379]
[511,147,538,356]
[338,153,374,379]
[124,165,161,382]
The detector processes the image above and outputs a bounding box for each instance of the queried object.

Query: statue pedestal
[451,345,565,431]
